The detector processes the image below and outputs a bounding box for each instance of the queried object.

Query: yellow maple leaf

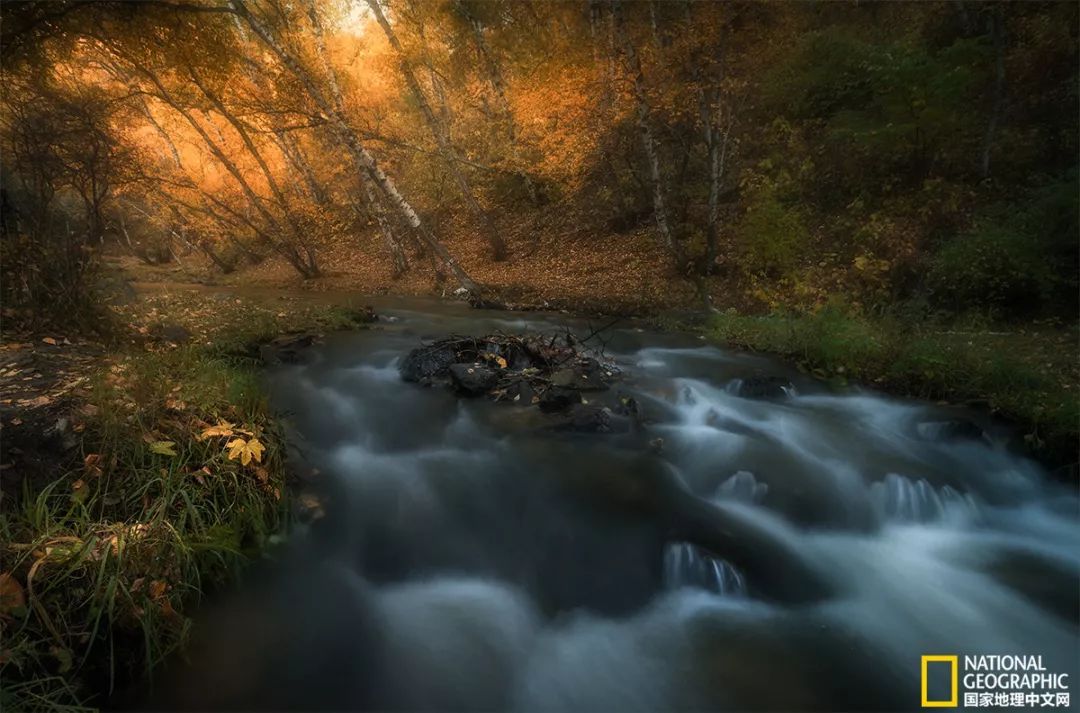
[198,422,235,440]
[226,437,265,466]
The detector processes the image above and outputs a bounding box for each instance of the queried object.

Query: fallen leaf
[84,453,104,477]
[149,441,177,457]
[226,437,265,466]
[41,337,58,346]
[198,422,235,440]
[0,573,26,616]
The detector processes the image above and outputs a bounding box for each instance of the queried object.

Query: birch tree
[228,0,483,295]
[364,0,508,261]
[612,0,683,270]
[302,0,408,276]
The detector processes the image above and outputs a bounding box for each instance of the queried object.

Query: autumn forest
[1,1,1078,711]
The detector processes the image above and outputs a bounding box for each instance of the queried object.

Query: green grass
[708,307,1079,465]
[0,296,373,711]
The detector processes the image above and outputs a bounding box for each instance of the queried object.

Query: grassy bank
[707,307,1079,471]
[0,292,373,711]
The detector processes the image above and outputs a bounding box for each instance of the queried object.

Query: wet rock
[549,368,578,387]
[400,343,458,383]
[549,359,611,392]
[575,357,615,390]
[730,376,794,400]
[613,394,641,419]
[449,363,500,395]
[538,385,582,412]
[259,333,317,365]
[504,380,537,405]
[554,404,631,434]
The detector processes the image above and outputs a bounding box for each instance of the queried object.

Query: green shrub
[737,191,808,276]
[926,222,1055,312]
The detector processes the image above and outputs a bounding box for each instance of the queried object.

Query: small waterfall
[715,470,769,504]
[662,543,747,596]
[869,473,980,523]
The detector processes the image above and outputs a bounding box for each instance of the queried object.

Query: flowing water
[167,299,1079,711]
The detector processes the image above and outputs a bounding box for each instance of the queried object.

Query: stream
[166,299,1079,711]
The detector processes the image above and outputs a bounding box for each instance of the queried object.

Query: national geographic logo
[921,655,1071,709]
[922,656,959,707]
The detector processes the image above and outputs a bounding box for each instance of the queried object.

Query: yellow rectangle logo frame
[921,655,958,707]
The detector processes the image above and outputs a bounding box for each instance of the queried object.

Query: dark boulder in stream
[449,363,501,395]
[401,332,622,423]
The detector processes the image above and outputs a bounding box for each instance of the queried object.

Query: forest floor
[116,207,717,314]
[0,288,374,711]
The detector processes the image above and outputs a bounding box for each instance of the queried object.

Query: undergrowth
[0,295,373,711]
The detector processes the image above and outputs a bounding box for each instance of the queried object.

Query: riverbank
[705,308,1079,474]
[0,289,374,711]
[111,253,1080,469]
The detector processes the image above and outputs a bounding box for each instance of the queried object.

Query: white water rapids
[164,301,1079,711]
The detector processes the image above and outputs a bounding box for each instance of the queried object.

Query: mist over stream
[166,301,1079,711]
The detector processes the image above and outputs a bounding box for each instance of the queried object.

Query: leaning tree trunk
[188,68,320,277]
[364,0,508,261]
[231,0,481,295]
[304,0,408,276]
[119,53,317,278]
[612,0,684,270]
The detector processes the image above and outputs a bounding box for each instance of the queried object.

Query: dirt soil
[114,206,746,315]
[0,334,106,501]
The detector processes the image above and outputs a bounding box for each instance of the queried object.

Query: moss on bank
[707,307,1079,471]
[0,293,373,712]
